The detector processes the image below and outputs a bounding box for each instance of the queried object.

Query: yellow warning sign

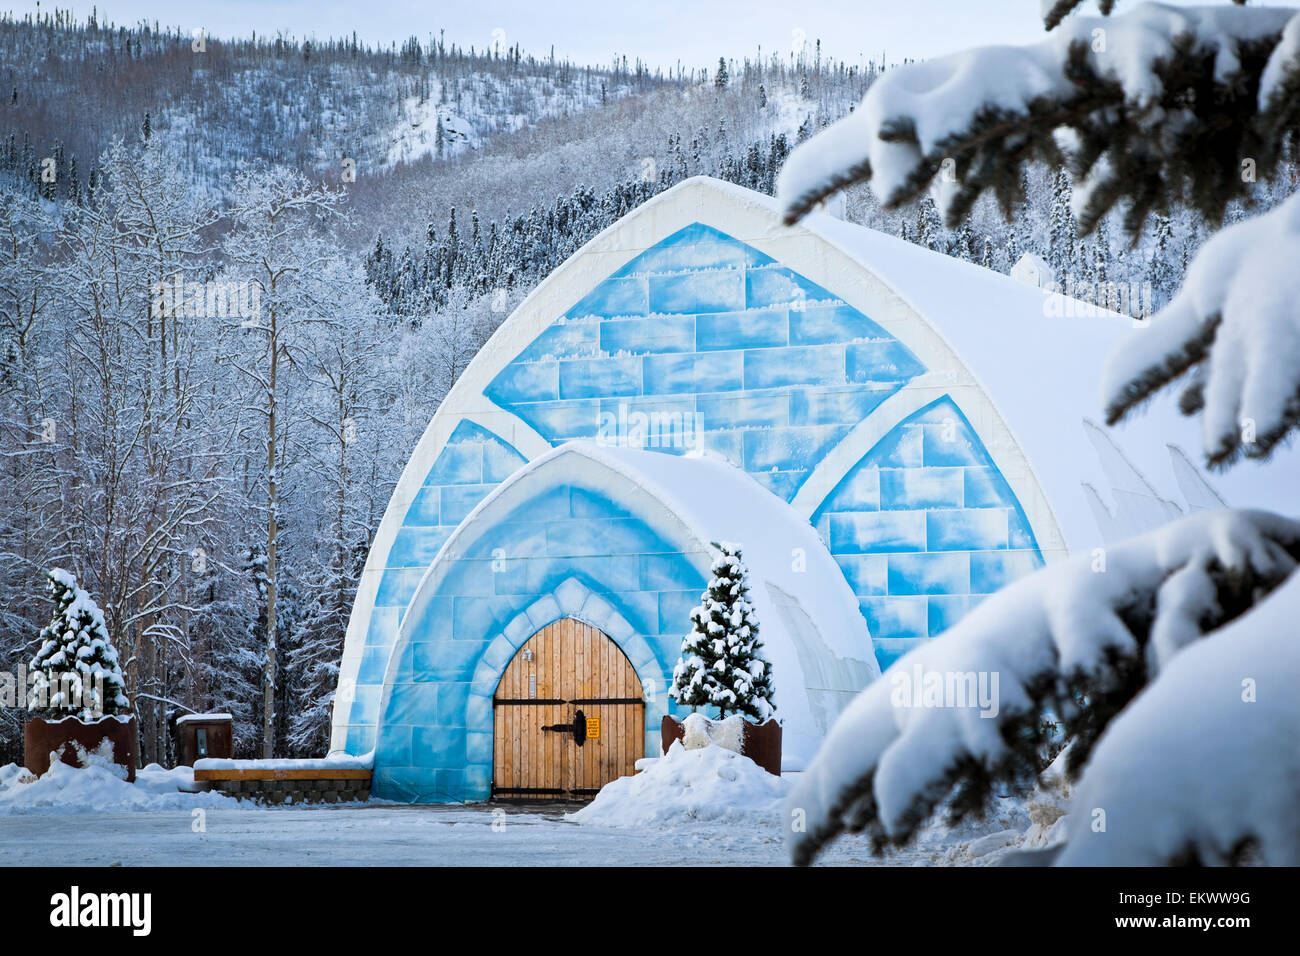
[586,717,600,739]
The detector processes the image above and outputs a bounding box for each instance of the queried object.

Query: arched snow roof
[396,440,879,765]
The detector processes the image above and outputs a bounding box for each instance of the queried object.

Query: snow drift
[571,742,788,828]
[0,751,239,815]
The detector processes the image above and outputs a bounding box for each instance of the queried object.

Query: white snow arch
[366,441,878,800]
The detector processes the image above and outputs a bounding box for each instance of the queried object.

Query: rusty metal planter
[24,715,138,782]
[660,714,782,776]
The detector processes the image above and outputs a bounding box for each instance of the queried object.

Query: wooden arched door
[492,618,644,800]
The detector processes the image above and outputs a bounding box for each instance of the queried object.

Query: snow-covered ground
[0,745,1043,866]
[0,802,1034,867]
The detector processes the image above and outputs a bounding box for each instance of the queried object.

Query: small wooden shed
[175,713,234,766]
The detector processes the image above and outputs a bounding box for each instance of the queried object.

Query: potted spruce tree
[666,542,781,774]
[24,568,137,781]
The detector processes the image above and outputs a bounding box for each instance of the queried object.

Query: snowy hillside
[0,14,656,201]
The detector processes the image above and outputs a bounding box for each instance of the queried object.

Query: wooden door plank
[593,623,603,791]
[548,621,559,794]
[518,633,529,791]
[603,634,615,787]
[510,645,520,792]
[565,618,575,795]
[582,620,590,791]
[583,622,595,792]
[572,621,582,790]
[616,641,624,783]
[522,645,531,791]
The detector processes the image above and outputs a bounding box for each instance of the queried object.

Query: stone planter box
[661,714,782,776]
[24,715,138,782]
[192,766,372,805]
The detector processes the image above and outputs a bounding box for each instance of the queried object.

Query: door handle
[540,709,588,746]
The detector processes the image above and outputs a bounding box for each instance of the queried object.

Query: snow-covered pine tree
[915,194,942,252]
[1148,214,1176,311]
[775,0,1300,867]
[669,543,775,722]
[953,221,976,262]
[1092,217,1109,287]
[1047,168,1075,280]
[29,569,129,719]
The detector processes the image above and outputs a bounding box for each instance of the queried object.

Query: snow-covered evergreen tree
[1147,214,1176,311]
[29,569,129,720]
[669,543,775,722]
[1047,168,1076,279]
[915,193,943,252]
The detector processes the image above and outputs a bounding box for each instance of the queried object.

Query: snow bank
[0,754,239,815]
[570,741,788,828]
[575,739,1037,865]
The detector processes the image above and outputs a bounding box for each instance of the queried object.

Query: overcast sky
[7,1,1292,69]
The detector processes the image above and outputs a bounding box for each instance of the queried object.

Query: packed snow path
[0,803,1017,867]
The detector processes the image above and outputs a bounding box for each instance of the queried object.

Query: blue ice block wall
[346,420,526,754]
[811,397,1044,671]
[371,481,706,802]
[484,223,928,501]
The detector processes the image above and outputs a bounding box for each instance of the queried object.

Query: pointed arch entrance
[492,618,645,800]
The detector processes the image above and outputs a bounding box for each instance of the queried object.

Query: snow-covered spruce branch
[776,3,1300,234]
[1103,189,1300,467]
[1042,0,1250,32]
[1044,0,1118,32]
[1052,568,1300,865]
[786,509,1300,866]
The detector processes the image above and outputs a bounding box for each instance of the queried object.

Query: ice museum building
[332,176,1283,803]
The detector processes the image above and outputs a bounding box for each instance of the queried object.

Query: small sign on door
[585,717,600,739]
